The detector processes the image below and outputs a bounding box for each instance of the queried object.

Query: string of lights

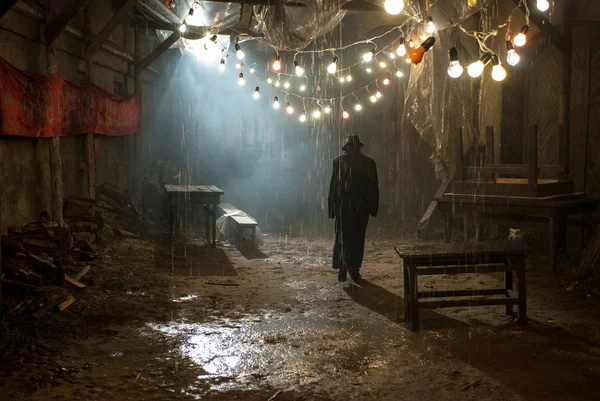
[182,0,550,121]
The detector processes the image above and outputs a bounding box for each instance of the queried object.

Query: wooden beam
[130,18,264,38]
[44,0,90,46]
[85,0,137,60]
[135,31,180,77]
[0,0,18,21]
[184,0,382,10]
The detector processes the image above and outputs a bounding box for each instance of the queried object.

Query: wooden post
[558,123,569,181]
[485,126,495,181]
[528,125,538,197]
[454,127,465,181]
[45,29,64,223]
[83,6,95,198]
[134,24,142,198]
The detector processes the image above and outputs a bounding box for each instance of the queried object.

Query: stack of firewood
[0,183,141,317]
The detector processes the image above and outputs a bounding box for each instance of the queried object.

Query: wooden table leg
[583,209,593,246]
[212,204,217,248]
[557,212,568,249]
[407,262,420,332]
[505,266,514,316]
[516,258,527,324]
[204,205,210,245]
[443,212,451,243]
[403,260,409,325]
[549,216,558,275]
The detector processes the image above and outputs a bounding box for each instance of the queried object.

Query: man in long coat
[328,135,379,282]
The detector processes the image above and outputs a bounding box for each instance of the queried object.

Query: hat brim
[342,142,364,151]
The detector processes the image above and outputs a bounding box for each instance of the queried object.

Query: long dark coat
[328,150,379,272]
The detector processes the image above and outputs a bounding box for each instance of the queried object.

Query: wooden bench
[395,241,527,332]
[216,203,258,246]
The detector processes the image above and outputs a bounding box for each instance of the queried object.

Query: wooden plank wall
[525,42,561,169]
[586,34,600,198]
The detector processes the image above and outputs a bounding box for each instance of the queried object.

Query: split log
[65,196,96,209]
[74,265,90,281]
[118,229,140,239]
[1,278,38,298]
[3,258,43,286]
[57,294,76,312]
[73,232,96,243]
[1,235,28,255]
[26,254,64,285]
[68,221,99,232]
[97,183,131,205]
[64,275,87,297]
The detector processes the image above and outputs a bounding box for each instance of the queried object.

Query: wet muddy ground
[2,223,600,400]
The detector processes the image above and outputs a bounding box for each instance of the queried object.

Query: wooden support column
[84,0,137,60]
[135,31,181,75]
[528,125,539,196]
[83,6,95,198]
[133,24,142,198]
[454,127,465,181]
[45,45,64,223]
[44,0,91,46]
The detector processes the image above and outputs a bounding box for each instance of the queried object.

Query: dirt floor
[1,221,600,401]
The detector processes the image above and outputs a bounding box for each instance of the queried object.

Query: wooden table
[164,185,224,247]
[395,241,527,332]
[435,194,598,274]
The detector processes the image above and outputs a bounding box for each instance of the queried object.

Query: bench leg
[204,205,210,245]
[516,259,527,324]
[505,268,514,317]
[549,216,558,275]
[403,261,409,324]
[212,205,217,248]
[407,262,420,332]
[251,227,256,247]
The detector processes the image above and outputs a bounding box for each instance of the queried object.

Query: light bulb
[396,70,404,77]
[409,40,415,48]
[379,61,387,68]
[513,25,529,47]
[408,37,436,64]
[347,74,352,82]
[537,0,550,11]
[467,53,491,78]
[300,84,306,92]
[286,102,294,114]
[186,7,195,23]
[468,0,477,6]
[253,86,260,99]
[218,58,226,72]
[396,42,407,57]
[294,61,305,76]
[339,76,346,83]
[505,40,520,66]
[272,55,281,71]
[273,96,280,109]
[275,80,280,88]
[491,55,507,82]
[324,105,331,114]
[249,66,255,73]
[235,62,242,69]
[388,52,396,60]
[342,110,350,119]
[447,47,463,78]
[375,90,382,98]
[313,108,321,119]
[178,23,187,33]
[235,44,245,60]
[327,56,338,74]
[405,58,412,64]
[284,81,290,89]
[370,94,377,103]
[354,103,362,111]
[363,49,375,62]
[267,77,273,84]
[299,111,306,122]
[365,67,372,73]
[384,0,404,15]
[238,73,245,86]
[426,17,436,34]
[382,78,390,85]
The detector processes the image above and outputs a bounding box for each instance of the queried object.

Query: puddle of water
[173,295,198,303]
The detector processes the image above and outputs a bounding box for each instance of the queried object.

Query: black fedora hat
[342,135,364,151]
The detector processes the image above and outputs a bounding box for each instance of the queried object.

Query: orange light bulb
[408,37,435,65]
